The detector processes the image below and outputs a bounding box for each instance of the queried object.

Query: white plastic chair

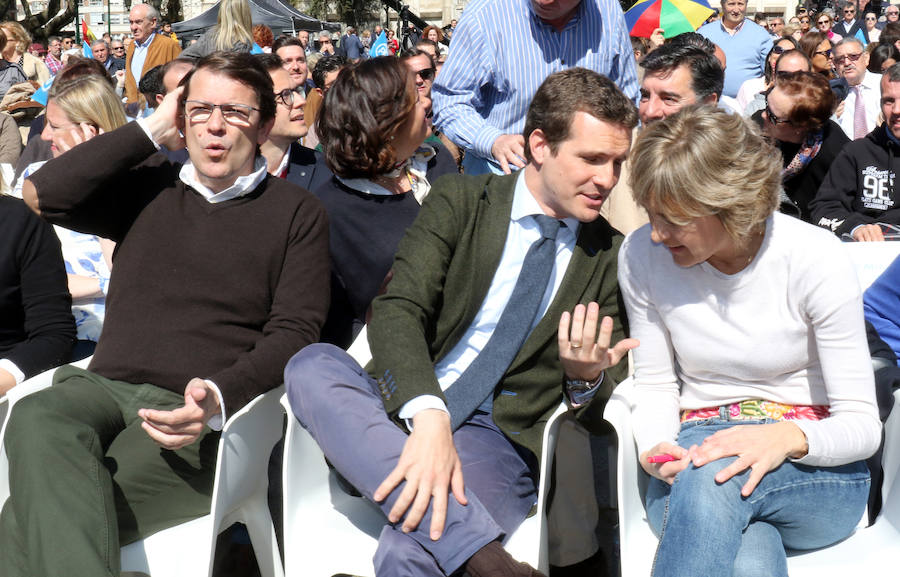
[120,386,285,577]
[0,356,92,507]
[604,378,900,577]
[0,361,285,577]
[280,325,569,576]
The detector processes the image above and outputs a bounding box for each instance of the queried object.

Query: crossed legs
[286,343,539,577]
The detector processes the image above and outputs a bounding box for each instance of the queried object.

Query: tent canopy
[172,0,340,40]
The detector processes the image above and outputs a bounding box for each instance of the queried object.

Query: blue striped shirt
[432,0,639,166]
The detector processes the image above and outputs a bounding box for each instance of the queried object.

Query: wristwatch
[565,372,604,407]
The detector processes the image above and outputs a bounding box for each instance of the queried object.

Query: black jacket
[810,124,900,237]
[780,119,850,223]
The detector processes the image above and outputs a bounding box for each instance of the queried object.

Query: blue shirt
[432,0,639,169]
[130,33,155,86]
[698,19,772,99]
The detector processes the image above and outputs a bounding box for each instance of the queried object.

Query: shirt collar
[720,18,746,35]
[179,156,268,203]
[512,171,580,233]
[135,33,155,49]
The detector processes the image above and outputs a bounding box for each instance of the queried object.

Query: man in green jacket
[285,67,639,577]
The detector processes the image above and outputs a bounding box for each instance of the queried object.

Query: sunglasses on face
[414,67,435,81]
[764,101,792,126]
[800,18,810,23]
[867,16,877,21]
[815,47,833,58]
[836,52,864,64]
[844,9,855,13]
[818,19,831,25]
[772,45,790,55]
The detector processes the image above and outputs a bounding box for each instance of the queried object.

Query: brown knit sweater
[30,121,330,411]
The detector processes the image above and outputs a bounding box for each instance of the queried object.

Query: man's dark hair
[885,61,900,83]
[522,67,638,163]
[179,51,276,124]
[666,32,717,54]
[318,56,417,178]
[882,22,900,47]
[416,38,438,51]
[139,64,165,108]
[255,52,283,73]
[312,54,346,89]
[400,48,435,68]
[272,35,304,54]
[640,42,725,101]
[158,57,195,96]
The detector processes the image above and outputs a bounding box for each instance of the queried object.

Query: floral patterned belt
[681,399,830,423]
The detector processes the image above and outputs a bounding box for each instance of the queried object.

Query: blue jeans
[646,418,870,577]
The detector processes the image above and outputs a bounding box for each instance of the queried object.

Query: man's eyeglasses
[764,101,792,126]
[835,52,864,64]
[414,67,435,81]
[844,9,856,14]
[183,100,259,126]
[815,47,833,58]
[274,86,304,107]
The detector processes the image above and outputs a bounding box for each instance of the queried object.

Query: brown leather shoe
[463,540,548,577]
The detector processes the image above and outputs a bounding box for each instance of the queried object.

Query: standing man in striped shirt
[432,0,639,176]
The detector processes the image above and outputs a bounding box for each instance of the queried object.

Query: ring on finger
[570,343,583,349]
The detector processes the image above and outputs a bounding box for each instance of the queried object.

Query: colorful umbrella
[625,0,715,39]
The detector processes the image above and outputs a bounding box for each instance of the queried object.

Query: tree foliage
[302,0,381,26]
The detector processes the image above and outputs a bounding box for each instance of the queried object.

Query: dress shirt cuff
[0,358,26,387]
[135,117,162,151]
[203,379,227,431]
[472,125,506,161]
[398,395,450,430]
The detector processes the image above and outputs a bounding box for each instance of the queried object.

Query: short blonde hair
[0,21,30,55]
[48,75,127,133]
[629,105,780,245]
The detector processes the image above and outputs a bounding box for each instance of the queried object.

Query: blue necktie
[444,214,561,430]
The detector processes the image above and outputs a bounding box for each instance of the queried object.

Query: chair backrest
[841,242,900,290]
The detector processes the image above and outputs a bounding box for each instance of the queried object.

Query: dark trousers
[285,343,539,577]
[0,365,220,577]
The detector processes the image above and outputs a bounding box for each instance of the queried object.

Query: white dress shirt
[130,33,155,86]
[398,171,580,421]
[836,71,883,139]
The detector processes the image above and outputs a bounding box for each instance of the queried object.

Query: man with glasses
[44,35,63,76]
[124,3,181,104]
[0,51,330,576]
[812,63,900,241]
[258,54,330,190]
[834,38,882,139]
[91,39,125,76]
[768,16,785,37]
[699,0,773,98]
[836,1,868,43]
[110,39,126,59]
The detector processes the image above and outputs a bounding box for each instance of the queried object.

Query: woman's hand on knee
[640,442,691,484]
[691,422,809,497]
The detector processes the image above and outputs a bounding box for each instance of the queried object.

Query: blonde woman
[181,0,253,59]
[0,21,48,84]
[12,75,126,358]
[619,106,880,577]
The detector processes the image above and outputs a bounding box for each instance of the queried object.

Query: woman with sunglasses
[312,57,456,348]
[761,71,849,223]
[865,11,881,43]
[799,30,835,77]
[736,37,798,114]
[813,9,842,43]
[799,14,812,34]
